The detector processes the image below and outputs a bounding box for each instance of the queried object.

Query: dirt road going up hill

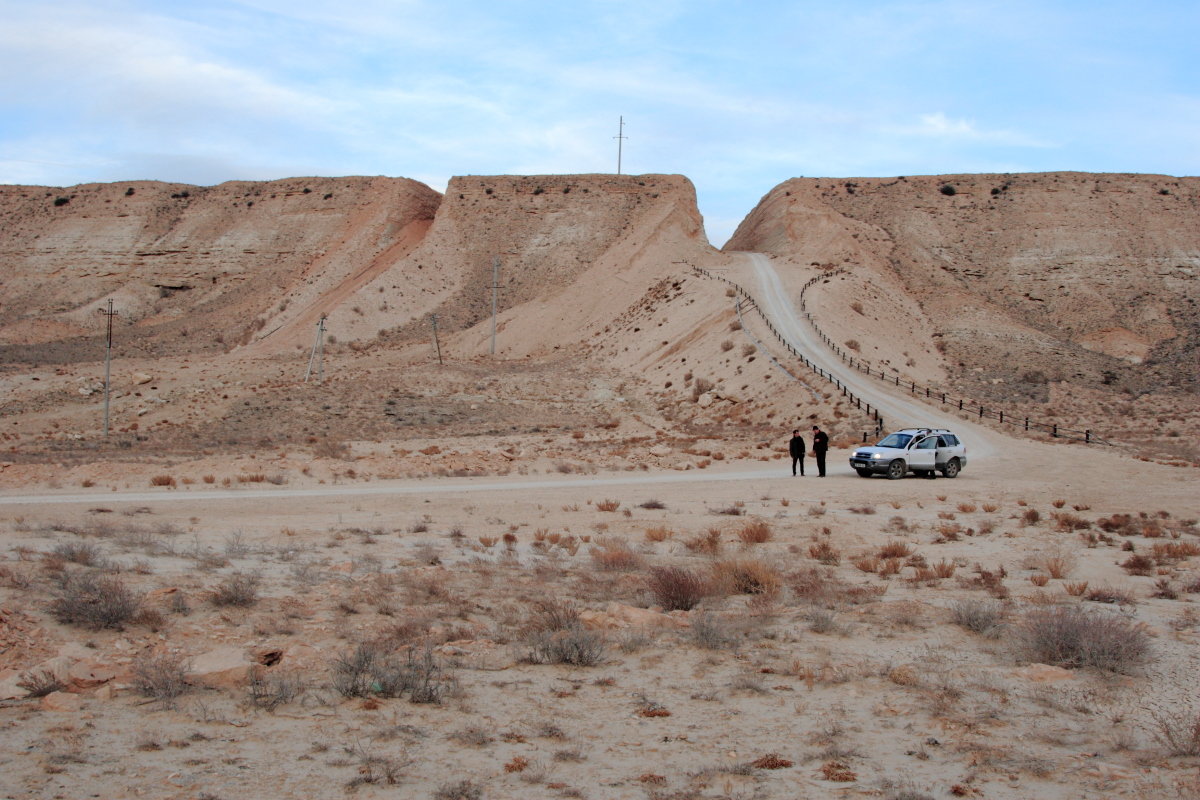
[743,252,1001,459]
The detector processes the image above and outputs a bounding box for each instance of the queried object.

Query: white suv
[849,428,966,479]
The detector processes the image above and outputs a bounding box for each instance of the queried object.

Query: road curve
[743,252,1003,459]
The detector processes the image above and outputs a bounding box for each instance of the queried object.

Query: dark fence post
[1052,424,1058,438]
[1086,430,1091,443]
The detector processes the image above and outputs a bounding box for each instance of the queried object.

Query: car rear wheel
[886,459,906,480]
[941,459,960,479]
[855,468,872,478]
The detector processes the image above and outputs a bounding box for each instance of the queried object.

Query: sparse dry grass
[736,519,772,545]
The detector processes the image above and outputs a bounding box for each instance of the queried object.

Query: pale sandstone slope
[727,173,1200,400]
[0,177,441,359]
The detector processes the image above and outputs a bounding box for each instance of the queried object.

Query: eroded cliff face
[359,173,712,355]
[0,173,714,361]
[0,177,441,361]
[727,173,1200,397]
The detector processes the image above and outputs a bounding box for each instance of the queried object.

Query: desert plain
[0,171,1197,799]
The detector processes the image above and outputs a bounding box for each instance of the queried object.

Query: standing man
[812,425,829,477]
[788,429,805,476]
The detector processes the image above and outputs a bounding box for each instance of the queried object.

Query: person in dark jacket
[788,429,805,476]
[811,425,829,476]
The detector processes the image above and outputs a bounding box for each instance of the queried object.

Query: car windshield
[876,433,913,449]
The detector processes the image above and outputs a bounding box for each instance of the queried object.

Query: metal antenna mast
[304,315,327,383]
[97,299,118,437]
[614,116,627,174]
[489,256,501,355]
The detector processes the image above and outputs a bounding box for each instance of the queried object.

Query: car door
[933,436,954,467]
[909,435,937,470]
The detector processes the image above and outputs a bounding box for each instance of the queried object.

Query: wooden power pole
[97,299,118,437]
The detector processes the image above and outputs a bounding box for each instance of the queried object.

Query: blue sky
[1,1,1196,245]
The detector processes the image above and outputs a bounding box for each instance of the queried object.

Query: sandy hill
[0,177,441,361]
[726,172,1200,458]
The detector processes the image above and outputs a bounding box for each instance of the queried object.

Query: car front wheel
[941,459,960,479]
[886,459,906,480]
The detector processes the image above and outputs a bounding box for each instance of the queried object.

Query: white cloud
[885,112,1051,148]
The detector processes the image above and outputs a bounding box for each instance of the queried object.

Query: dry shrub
[1017,605,1151,673]
[852,554,880,574]
[934,522,963,542]
[247,667,306,711]
[878,558,903,577]
[1041,548,1076,579]
[50,571,139,630]
[1152,541,1200,564]
[17,669,65,698]
[878,541,913,559]
[689,611,739,650]
[51,541,104,566]
[332,641,455,702]
[132,651,191,705]
[1030,574,1050,587]
[644,526,673,543]
[751,754,793,769]
[932,559,957,579]
[639,499,667,510]
[237,473,267,483]
[807,504,827,517]
[790,567,885,607]
[1052,512,1091,532]
[982,502,1000,513]
[1063,581,1089,596]
[589,539,641,570]
[820,761,856,781]
[1151,709,1200,756]
[710,558,781,596]
[950,598,1005,638]
[1120,554,1156,576]
[684,528,722,556]
[736,519,772,545]
[1085,584,1136,605]
[150,474,176,487]
[808,541,840,565]
[1151,578,1179,599]
[1020,508,1041,527]
[433,780,484,800]
[210,572,261,607]
[958,565,1009,598]
[595,498,621,512]
[956,503,977,514]
[849,505,875,515]
[646,566,708,611]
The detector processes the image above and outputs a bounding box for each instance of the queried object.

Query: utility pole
[430,314,443,365]
[614,116,627,175]
[304,315,327,383]
[97,299,118,437]
[490,256,500,355]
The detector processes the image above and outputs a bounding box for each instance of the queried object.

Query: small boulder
[40,691,82,712]
[189,647,253,689]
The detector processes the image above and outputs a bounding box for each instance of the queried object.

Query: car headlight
[872,453,883,459]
